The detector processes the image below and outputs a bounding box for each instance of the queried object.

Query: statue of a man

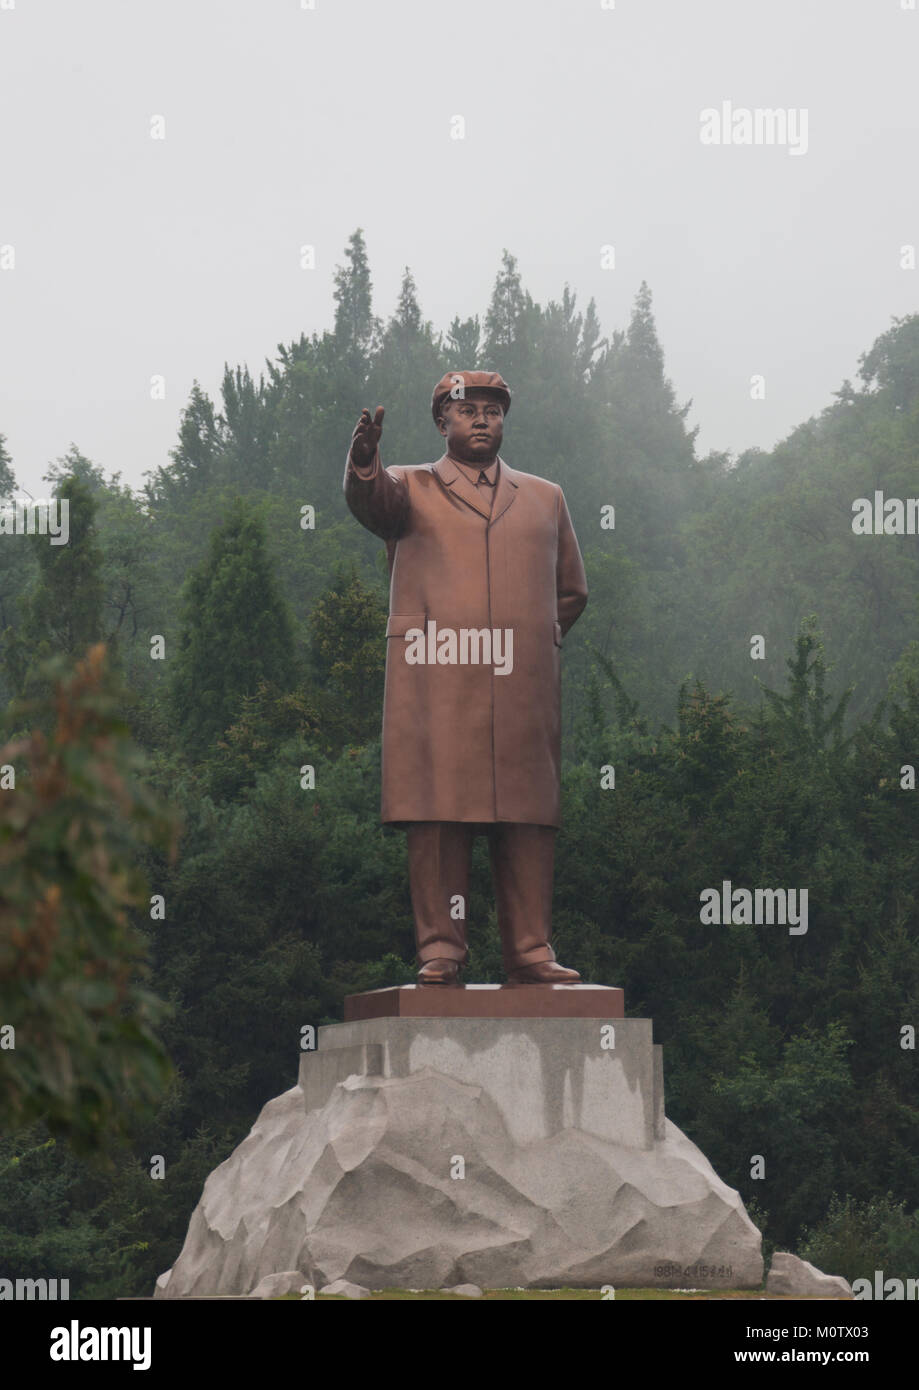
[344,370,588,986]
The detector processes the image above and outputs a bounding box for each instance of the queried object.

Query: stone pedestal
[344,983,625,1021]
[156,1001,763,1296]
[301,1017,660,1149]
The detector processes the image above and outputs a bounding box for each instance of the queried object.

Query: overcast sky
[2,0,917,498]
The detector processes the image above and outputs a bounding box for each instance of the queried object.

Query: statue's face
[438,389,504,464]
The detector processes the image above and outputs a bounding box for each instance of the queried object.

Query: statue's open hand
[350,406,384,467]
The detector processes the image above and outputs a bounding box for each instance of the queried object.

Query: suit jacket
[344,446,588,826]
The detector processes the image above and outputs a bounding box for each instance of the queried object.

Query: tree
[307,568,386,752]
[0,436,27,669]
[0,434,15,499]
[856,312,919,414]
[147,382,223,503]
[2,473,105,701]
[219,364,275,489]
[332,227,380,378]
[0,644,177,1153]
[367,265,444,469]
[169,498,299,754]
[755,616,854,761]
[484,249,530,357]
[43,444,108,495]
[394,266,422,335]
[38,451,164,685]
[446,314,482,365]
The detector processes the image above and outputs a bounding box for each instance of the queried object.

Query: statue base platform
[156,1014,763,1295]
[343,982,625,1021]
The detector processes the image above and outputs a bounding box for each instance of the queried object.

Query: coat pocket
[386,614,426,638]
[553,621,563,647]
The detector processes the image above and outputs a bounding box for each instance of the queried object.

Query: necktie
[476,468,495,513]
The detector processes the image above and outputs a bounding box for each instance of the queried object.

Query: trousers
[406,821,557,971]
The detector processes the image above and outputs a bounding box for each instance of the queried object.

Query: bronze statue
[344,371,588,986]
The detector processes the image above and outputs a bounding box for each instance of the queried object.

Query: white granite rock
[766,1252,852,1298]
[157,1061,762,1295]
[320,1279,372,1299]
[250,1270,310,1299]
[442,1283,484,1297]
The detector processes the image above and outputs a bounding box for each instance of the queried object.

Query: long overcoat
[344,446,588,827]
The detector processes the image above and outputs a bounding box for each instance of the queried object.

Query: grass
[277,1287,849,1301]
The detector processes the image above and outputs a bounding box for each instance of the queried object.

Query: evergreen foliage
[1,234,918,1293]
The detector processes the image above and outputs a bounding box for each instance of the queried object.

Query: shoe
[506,961,581,985]
[417,958,462,987]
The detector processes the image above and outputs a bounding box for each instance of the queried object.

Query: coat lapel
[489,458,518,526]
[433,454,518,525]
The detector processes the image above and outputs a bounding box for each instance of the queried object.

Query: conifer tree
[368,265,444,465]
[0,433,15,498]
[446,314,482,365]
[169,498,299,753]
[0,436,23,657]
[156,382,223,501]
[484,249,529,356]
[332,227,379,378]
[2,473,104,700]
